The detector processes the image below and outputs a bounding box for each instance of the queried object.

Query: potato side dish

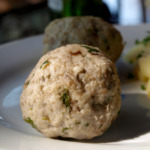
[135,54,150,97]
[20,44,121,139]
[125,35,150,98]
[43,16,124,62]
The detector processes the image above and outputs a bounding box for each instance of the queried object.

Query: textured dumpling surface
[20,44,121,139]
[43,16,124,62]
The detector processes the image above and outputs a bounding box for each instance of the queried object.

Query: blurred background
[0,0,149,44]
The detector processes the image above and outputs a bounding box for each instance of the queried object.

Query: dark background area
[0,0,149,44]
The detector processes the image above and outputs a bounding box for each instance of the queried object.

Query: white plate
[0,24,150,150]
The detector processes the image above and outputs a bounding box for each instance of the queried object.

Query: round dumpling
[43,16,124,62]
[20,44,121,139]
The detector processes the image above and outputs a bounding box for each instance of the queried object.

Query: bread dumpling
[20,44,121,139]
[43,16,124,62]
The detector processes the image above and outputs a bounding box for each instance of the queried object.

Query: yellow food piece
[125,36,150,98]
[135,55,150,98]
[135,55,150,81]
[125,42,150,64]
[146,80,150,98]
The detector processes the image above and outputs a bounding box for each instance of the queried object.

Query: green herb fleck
[127,73,134,79]
[75,121,81,125]
[137,51,144,59]
[40,60,49,69]
[118,110,121,114]
[42,117,50,121]
[135,35,150,46]
[143,36,150,45]
[137,53,142,59]
[61,89,71,111]
[129,60,134,64]
[99,124,102,129]
[82,45,99,53]
[141,85,146,90]
[24,117,36,128]
[27,80,30,86]
[85,123,89,127]
[135,39,140,45]
[62,127,69,133]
